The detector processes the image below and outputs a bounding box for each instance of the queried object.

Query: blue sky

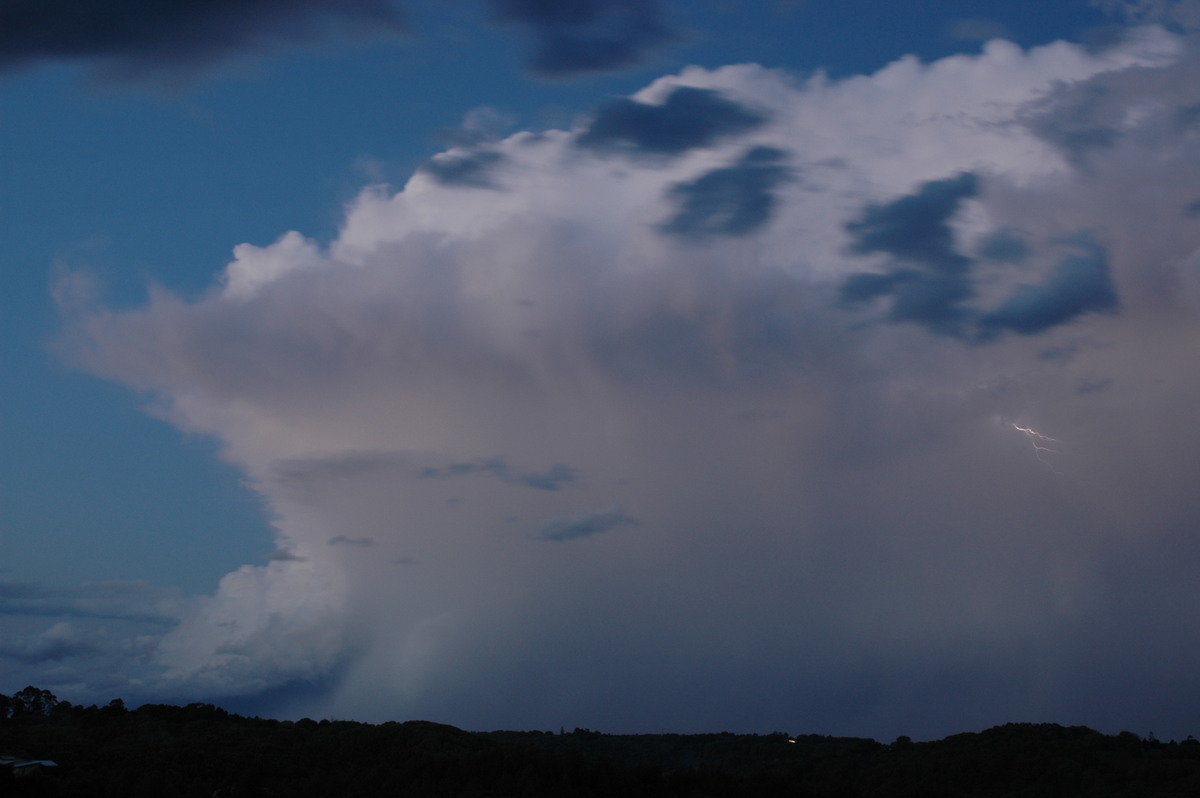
[5,0,1200,741]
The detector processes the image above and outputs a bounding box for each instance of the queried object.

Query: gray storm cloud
[52,27,1200,739]
[0,0,407,78]
[0,0,677,80]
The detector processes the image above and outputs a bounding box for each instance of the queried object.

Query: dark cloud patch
[977,233,1119,338]
[267,549,306,562]
[419,150,508,189]
[840,266,975,337]
[328,536,375,547]
[846,172,978,266]
[0,580,41,599]
[576,86,768,157]
[661,146,792,238]
[1077,376,1114,394]
[841,178,1117,341]
[840,172,979,336]
[272,451,408,482]
[1038,343,1081,363]
[1027,84,1120,167]
[273,451,574,492]
[419,458,577,491]
[0,0,406,77]
[977,228,1032,263]
[1174,102,1200,130]
[537,505,639,542]
[0,0,680,82]
[492,0,675,77]
[519,464,578,491]
[1185,197,1200,217]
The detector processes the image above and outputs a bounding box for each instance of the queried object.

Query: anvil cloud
[49,25,1200,739]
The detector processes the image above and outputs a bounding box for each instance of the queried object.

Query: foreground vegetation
[2,686,1199,797]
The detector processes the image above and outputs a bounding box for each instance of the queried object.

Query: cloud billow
[419,150,508,190]
[47,30,1200,740]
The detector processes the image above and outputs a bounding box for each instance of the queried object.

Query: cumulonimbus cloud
[43,26,1200,739]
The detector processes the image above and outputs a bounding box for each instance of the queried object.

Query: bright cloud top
[54,27,1200,738]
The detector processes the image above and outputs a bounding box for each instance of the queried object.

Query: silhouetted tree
[10,686,58,717]
[2,688,1200,797]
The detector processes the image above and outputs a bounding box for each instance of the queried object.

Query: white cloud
[53,28,1200,738]
[222,231,325,300]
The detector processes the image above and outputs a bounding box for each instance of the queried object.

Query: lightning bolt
[1011,422,1060,473]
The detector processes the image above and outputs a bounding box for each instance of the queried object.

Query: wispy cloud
[536,506,639,542]
[0,621,103,664]
[0,579,181,625]
[419,459,578,491]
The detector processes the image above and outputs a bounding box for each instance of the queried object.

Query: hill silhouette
[3,686,1199,796]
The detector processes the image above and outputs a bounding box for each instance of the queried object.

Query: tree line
[2,686,1200,797]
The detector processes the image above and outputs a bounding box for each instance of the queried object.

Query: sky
[4,0,1200,742]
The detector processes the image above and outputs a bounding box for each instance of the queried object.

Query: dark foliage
[2,689,1199,797]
